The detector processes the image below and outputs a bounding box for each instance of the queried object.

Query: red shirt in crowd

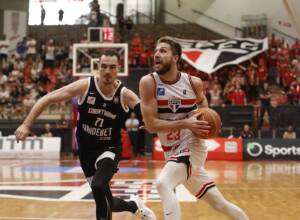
[230,88,246,105]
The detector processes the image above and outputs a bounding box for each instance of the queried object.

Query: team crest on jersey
[157,87,165,96]
[87,96,96,105]
[183,89,187,95]
[168,97,181,112]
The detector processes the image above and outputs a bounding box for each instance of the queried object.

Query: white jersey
[152,72,205,160]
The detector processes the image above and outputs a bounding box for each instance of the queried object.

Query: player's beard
[156,62,172,75]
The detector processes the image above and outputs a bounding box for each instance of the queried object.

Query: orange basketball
[195,108,221,139]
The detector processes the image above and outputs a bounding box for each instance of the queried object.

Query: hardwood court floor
[0,159,299,220]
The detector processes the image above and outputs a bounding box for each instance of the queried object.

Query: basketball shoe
[130,194,156,220]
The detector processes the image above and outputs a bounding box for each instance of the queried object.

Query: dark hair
[157,36,182,62]
[102,49,120,60]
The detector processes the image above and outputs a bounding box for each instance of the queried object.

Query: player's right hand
[14,124,30,143]
[186,112,211,137]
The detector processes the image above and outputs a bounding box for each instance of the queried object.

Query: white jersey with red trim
[152,72,205,160]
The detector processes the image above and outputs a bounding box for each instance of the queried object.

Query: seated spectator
[56,113,69,129]
[240,124,255,139]
[282,125,297,139]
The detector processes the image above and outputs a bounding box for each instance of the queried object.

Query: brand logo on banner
[0,136,61,159]
[244,139,300,160]
[247,142,264,157]
[175,37,268,74]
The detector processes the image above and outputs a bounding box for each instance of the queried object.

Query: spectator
[0,35,9,67]
[0,71,7,85]
[44,39,56,69]
[26,35,37,59]
[58,9,64,24]
[288,81,300,105]
[16,37,27,59]
[259,82,271,127]
[125,16,134,40]
[208,84,222,106]
[282,125,297,139]
[56,113,69,129]
[240,124,255,139]
[230,84,246,105]
[41,5,46,25]
[269,99,280,137]
[41,123,53,137]
[125,112,140,157]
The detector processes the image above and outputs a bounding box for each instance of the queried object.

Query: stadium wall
[162,0,300,40]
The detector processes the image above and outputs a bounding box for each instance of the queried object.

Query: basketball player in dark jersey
[15,50,156,220]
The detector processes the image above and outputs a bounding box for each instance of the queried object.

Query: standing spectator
[16,37,27,59]
[58,9,64,24]
[282,125,297,139]
[267,48,278,84]
[44,39,55,69]
[288,81,300,105]
[259,82,271,127]
[41,5,46,25]
[41,123,53,137]
[230,84,246,105]
[26,35,37,59]
[0,35,9,68]
[208,84,222,107]
[125,16,134,40]
[240,124,255,139]
[125,112,140,157]
[269,99,280,138]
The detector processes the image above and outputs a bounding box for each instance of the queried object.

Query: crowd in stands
[0,35,74,119]
[0,21,299,133]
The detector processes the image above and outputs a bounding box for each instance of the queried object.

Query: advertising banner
[243,139,300,160]
[0,136,61,159]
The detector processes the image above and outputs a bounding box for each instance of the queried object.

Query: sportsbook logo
[247,142,263,157]
[245,140,300,159]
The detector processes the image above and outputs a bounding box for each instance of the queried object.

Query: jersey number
[95,117,104,127]
[167,130,180,141]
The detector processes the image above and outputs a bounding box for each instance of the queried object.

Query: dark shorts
[77,146,122,178]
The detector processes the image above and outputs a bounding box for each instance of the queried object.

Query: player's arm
[122,88,143,122]
[139,75,209,134]
[190,76,209,108]
[15,79,88,141]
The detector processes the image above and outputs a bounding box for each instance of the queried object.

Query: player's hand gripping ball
[195,108,221,139]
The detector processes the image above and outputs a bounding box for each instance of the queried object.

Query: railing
[130,9,154,24]
[192,9,243,37]
[161,9,218,38]
[162,9,197,24]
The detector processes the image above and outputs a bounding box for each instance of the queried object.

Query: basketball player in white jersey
[139,36,249,220]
